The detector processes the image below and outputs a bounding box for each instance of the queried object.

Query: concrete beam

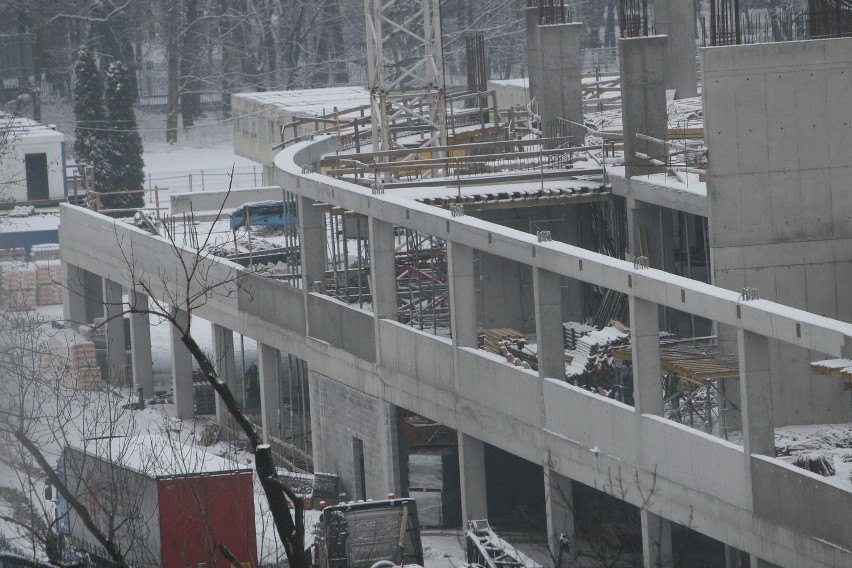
[447,241,477,349]
[170,309,194,420]
[641,510,673,568]
[654,0,697,98]
[544,468,574,561]
[619,36,668,178]
[538,23,583,145]
[128,290,153,397]
[534,268,565,382]
[298,196,327,288]
[459,433,488,522]
[102,279,126,387]
[368,218,398,321]
[525,7,542,104]
[630,296,662,416]
[259,343,281,443]
[212,323,239,425]
[738,329,774,458]
[62,261,88,325]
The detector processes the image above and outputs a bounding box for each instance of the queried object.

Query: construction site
[38,0,852,566]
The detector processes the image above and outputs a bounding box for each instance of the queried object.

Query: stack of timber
[810,358,852,390]
[478,327,537,370]
[613,344,740,385]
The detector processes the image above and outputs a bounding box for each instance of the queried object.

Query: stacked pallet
[48,328,102,389]
[30,244,60,261]
[0,261,37,310]
[66,340,101,389]
[35,260,63,306]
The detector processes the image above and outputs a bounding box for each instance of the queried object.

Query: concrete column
[458,433,488,522]
[641,510,673,568]
[62,261,87,324]
[525,7,542,104]
[128,290,153,397]
[562,206,584,323]
[737,329,774,457]
[297,196,327,288]
[212,324,239,425]
[63,264,104,324]
[258,343,281,444]
[618,36,668,178]
[627,200,663,265]
[534,268,565,381]
[538,23,583,145]
[170,309,194,420]
[381,402,403,498]
[544,468,574,561]
[368,218,397,321]
[738,329,775,509]
[654,0,697,99]
[102,280,126,387]
[725,545,749,568]
[630,296,662,415]
[447,241,477,349]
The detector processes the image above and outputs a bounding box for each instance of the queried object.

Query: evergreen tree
[72,48,107,177]
[103,61,145,209]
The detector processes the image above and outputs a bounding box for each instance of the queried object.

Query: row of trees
[72,49,144,211]
[1,0,532,141]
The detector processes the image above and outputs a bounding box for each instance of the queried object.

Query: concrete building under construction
[60,1,852,566]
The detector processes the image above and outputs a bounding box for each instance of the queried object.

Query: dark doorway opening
[25,153,49,201]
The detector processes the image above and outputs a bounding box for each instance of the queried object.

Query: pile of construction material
[0,261,37,310]
[45,326,101,389]
[0,254,63,309]
[35,259,63,305]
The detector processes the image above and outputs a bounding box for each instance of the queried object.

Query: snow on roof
[0,208,61,233]
[385,176,604,202]
[0,112,65,140]
[68,434,251,479]
[233,87,371,116]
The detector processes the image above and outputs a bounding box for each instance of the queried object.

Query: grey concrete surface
[128,290,153,397]
[619,36,668,178]
[654,0,698,99]
[704,38,852,427]
[537,23,583,144]
[57,120,852,566]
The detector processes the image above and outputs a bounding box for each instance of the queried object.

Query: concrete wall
[619,36,668,179]
[704,38,852,426]
[487,79,530,112]
[57,127,852,566]
[170,186,283,215]
[310,371,399,499]
[654,0,698,98]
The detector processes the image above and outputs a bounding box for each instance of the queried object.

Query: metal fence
[144,166,263,194]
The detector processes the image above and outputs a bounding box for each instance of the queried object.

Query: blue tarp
[229,200,297,231]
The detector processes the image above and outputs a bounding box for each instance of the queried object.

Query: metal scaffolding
[364,0,448,157]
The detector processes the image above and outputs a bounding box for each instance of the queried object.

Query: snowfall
[0,107,552,568]
[3,104,851,568]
